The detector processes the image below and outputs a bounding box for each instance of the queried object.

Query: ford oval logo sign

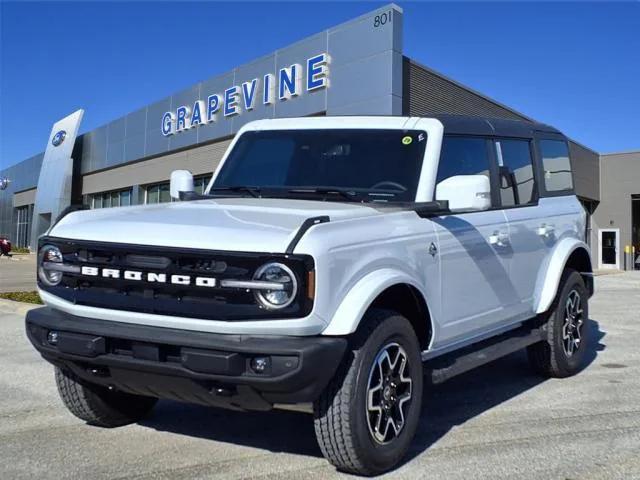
[52,130,67,147]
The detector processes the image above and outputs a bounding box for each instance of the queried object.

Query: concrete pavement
[0,254,37,292]
[0,273,639,479]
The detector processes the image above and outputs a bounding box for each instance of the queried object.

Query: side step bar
[426,324,545,385]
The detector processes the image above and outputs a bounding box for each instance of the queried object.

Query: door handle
[537,224,555,237]
[489,231,510,247]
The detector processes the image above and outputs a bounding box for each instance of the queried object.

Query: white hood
[50,198,381,253]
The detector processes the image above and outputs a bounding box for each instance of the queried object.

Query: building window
[539,140,573,192]
[145,176,211,204]
[146,182,171,204]
[90,188,133,209]
[194,176,211,194]
[495,139,536,207]
[15,204,33,248]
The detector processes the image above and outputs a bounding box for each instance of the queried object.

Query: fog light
[47,331,59,345]
[250,356,271,374]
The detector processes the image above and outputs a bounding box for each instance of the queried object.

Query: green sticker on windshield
[402,135,413,145]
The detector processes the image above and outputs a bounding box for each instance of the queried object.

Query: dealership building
[0,4,637,270]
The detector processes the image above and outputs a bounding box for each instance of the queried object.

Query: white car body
[40,115,591,358]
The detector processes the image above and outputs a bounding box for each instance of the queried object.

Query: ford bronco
[26,115,593,475]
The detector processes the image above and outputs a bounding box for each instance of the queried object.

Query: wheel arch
[322,269,433,351]
[535,239,593,314]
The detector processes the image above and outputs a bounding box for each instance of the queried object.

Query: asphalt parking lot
[1,272,639,479]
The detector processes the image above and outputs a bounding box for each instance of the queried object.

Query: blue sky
[1,1,639,169]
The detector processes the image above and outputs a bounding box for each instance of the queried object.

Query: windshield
[211,129,427,202]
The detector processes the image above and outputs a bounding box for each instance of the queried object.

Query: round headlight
[253,262,297,309]
[38,245,64,286]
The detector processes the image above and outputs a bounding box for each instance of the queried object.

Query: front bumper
[26,307,347,411]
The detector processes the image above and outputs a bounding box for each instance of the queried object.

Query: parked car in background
[26,115,593,475]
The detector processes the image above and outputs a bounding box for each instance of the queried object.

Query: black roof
[432,114,562,138]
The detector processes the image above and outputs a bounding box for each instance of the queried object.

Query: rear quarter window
[539,140,573,192]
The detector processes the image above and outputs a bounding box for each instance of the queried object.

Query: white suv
[27,115,593,475]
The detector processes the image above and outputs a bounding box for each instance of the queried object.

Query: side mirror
[435,175,491,211]
[170,170,194,200]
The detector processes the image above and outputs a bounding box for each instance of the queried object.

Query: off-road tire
[528,269,589,378]
[55,367,157,427]
[313,309,423,476]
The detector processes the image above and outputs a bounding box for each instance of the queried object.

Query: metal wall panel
[13,188,37,208]
[168,84,200,151]
[273,32,328,119]
[141,97,172,159]
[81,139,232,195]
[404,59,530,121]
[231,54,277,131]
[592,151,640,268]
[196,71,236,143]
[0,153,43,239]
[126,106,147,135]
[124,132,146,163]
[81,126,107,173]
[327,50,402,110]
[106,139,125,167]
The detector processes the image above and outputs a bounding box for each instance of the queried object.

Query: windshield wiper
[209,186,261,198]
[287,187,360,202]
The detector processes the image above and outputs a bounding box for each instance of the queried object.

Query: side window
[539,139,573,192]
[495,139,536,207]
[436,136,492,185]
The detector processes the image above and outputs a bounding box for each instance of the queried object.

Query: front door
[430,135,516,346]
[599,229,620,269]
[432,210,516,345]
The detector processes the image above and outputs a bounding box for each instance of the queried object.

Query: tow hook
[211,385,235,397]
[88,366,109,377]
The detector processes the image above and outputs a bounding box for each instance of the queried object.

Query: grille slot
[125,254,171,269]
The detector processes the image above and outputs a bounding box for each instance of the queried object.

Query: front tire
[313,309,423,476]
[55,367,157,427]
[528,269,589,378]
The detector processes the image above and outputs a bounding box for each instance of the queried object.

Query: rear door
[496,137,550,318]
[534,134,586,273]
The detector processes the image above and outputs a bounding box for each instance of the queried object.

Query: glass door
[599,229,619,269]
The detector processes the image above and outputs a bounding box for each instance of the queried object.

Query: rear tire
[313,309,423,476]
[55,367,157,427]
[528,269,589,378]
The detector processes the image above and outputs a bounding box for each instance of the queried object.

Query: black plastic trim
[26,307,347,407]
[412,200,450,218]
[428,323,544,384]
[285,216,330,254]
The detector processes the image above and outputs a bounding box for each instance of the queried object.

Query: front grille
[39,237,314,321]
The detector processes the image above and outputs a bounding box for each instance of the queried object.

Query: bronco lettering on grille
[80,266,216,287]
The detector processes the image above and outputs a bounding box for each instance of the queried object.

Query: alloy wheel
[366,342,413,444]
[562,289,584,357]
